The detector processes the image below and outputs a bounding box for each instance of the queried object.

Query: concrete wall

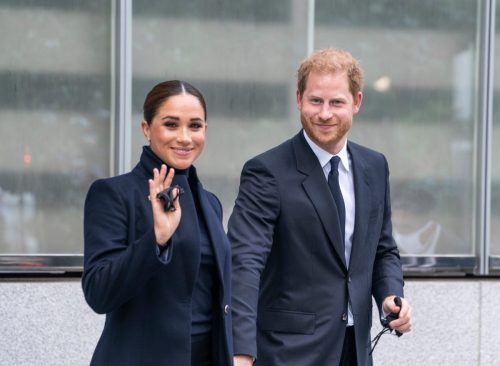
[0,279,498,365]
[372,280,500,365]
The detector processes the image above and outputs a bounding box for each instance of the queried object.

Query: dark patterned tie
[328,156,345,245]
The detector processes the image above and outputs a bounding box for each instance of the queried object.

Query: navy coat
[229,131,404,366]
[82,146,233,366]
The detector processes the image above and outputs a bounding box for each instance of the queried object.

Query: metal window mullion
[476,0,495,275]
[307,0,315,55]
[112,0,132,176]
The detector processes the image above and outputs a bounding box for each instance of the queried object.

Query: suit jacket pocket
[369,205,382,223]
[258,308,315,334]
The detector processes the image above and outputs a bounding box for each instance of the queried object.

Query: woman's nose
[176,128,191,143]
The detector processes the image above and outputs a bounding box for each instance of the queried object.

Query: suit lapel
[347,142,372,270]
[293,132,347,269]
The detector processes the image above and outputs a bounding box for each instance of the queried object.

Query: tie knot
[330,156,341,172]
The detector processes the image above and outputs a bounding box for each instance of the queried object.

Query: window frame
[0,0,498,276]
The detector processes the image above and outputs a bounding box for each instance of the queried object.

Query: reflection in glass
[0,0,494,274]
[0,1,111,254]
[132,0,308,220]
[315,0,478,259]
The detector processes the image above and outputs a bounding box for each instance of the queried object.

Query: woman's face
[141,93,207,170]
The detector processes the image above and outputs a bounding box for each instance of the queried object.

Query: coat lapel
[195,182,227,294]
[347,142,372,270]
[172,174,201,292]
[293,132,347,270]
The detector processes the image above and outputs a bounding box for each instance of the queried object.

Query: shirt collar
[302,130,350,172]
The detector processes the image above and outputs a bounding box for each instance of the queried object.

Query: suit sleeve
[371,156,404,311]
[82,179,171,314]
[228,158,280,358]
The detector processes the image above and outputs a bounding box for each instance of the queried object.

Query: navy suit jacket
[82,146,233,366]
[228,131,403,366]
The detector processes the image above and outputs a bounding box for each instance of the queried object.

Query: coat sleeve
[228,158,280,358]
[371,156,404,311]
[81,178,171,314]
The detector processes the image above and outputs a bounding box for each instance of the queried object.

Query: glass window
[1,0,496,276]
[315,0,479,271]
[0,1,111,263]
[131,0,309,219]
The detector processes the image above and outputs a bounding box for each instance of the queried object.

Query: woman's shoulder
[87,172,140,199]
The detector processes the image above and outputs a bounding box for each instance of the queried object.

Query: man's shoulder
[248,134,297,166]
[348,140,386,162]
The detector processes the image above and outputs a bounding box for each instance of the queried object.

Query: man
[228,48,412,366]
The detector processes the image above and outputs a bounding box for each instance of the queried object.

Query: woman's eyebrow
[160,115,180,121]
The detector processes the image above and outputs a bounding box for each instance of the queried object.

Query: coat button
[342,313,348,321]
[224,304,230,315]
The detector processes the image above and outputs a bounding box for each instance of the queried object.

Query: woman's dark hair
[143,80,207,124]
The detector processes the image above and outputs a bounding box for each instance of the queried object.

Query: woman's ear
[141,120,150,141]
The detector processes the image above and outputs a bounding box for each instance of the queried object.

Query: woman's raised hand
[149,164,182,245]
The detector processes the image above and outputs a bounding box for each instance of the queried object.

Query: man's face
[297,70,362,154]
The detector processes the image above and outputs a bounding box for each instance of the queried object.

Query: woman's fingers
[151,167,160,192]
[149,166,180,212]
[158,164,167,191]
[148,177,160,211]
[163,166,175,188]
[171,187,181,212]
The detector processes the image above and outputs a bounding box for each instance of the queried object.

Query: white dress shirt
[303,130,355,326]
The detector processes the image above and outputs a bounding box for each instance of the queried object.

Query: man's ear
[296,89,303,110]
[353,92,363,114]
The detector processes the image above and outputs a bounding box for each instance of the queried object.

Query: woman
[82,80,233,365]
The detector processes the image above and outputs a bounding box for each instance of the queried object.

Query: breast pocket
[368,203,384,229]
[257,309,316,334]
[365,205,384,250]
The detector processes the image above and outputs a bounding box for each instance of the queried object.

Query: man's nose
[319,106,333,120]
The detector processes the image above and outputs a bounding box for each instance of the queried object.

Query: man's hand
[382,295,413,334]
[234,355,254,366]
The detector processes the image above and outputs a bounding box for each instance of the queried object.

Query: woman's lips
[171,147,193,156]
